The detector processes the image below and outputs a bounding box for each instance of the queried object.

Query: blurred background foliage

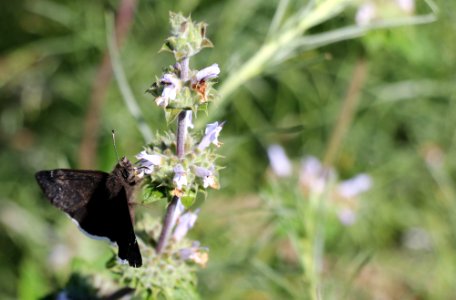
[1,0,456,299]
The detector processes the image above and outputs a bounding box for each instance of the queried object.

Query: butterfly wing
[35,169,142,267]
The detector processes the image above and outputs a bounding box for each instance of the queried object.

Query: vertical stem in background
[79,0,138,168]
[300,58,367,299]
[156,58,190,254]
[323,58,368,167]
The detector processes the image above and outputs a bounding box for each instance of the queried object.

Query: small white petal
[184,110,194,130]
[337,174,372,199]
[162,85,177,100]
[155,96,169,107]
[158,73,180,103]
[402,227,432,251]
[197,121,224,151]
[299,156,333,195]
[173,209,200,241]
[355,2,376,26]
[338,208,357,226]
[136,151,162,165]
[136,151,162,175]
[179,241,209,267]
[267,145,292,177]
[194,166,212,178]
[171,199,186,228]
[203,176,216,189]
[161,73,180,86]
[396,0,414,13]
[195,64,220,82]
[194,166,217,188]
[173,164,188,190]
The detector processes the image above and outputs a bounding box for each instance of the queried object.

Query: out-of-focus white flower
[396,0,415,14]
[337,174,372,199]
[299,156,332,195]
[173,209,200,241]
[337,207,357,226]
[194,165,218,188]
[356,2,376,26]
[267,144,292,177]
[194,64,220,83]
[402,227,432,251]
[179,241,209,267]
[155,73,180,107]
[197,121,224,151]
[173,164,188,190]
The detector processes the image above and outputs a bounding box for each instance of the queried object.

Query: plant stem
[155,195,180,254]
[156,58,190,254]
[323,58,368,167]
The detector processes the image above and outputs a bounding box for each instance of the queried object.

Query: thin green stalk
[106,14,154,143]
[207,0,351,120]
[323,58,367,167]
[197,0,437,126]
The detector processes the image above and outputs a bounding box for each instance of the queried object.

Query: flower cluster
[161,12,213,60]
[111,202,207,297]
[267,144,372,226]
[135,119,223,205]
[147,63,220,111]
[139,13,224,206]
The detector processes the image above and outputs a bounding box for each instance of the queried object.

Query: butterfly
[35,157,142,267]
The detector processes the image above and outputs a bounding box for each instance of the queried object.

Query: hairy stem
[156,58,190,254]
[155,195,180,254]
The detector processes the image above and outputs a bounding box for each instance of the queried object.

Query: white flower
[171,199,186,228]
[155,96,168,107]
[184,110,194,131]
[337,174,372,199]
[197,121,224,151]
[356,2,376,26]
[179,241,209,267]
[194,165,217,188]
[337,207,357,226]
[396,0,415,14]
[136,150,162,174]
[402,227,432,251]
[156,73,180,107]
[299,156,333,195]
[267,145,292,177]
[173,164,188,190]
[173,209,200,241]
[194,63,220,83]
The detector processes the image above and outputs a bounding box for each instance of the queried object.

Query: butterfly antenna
[112,130,120,163]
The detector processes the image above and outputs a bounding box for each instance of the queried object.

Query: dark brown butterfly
[35,157,142,267]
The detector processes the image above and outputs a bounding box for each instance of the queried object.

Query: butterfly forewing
[35,163,142,268]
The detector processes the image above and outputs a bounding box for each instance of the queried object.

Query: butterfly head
[116,156,142,185]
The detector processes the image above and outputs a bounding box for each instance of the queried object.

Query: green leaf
[142,186,166,204]
[181,194,196,208]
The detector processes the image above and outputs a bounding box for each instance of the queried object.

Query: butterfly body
[35,157,142,267]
